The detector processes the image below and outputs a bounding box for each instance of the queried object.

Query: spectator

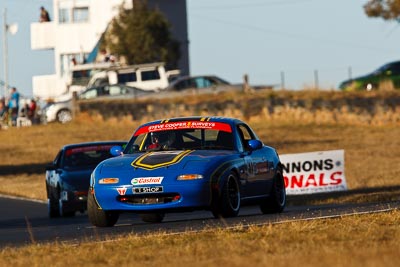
[8,87,20,126]
[40,6,51,22]
[28,99,37,123]
[20,104,30,118]
[0,99,6,116]
[0,100,8,129]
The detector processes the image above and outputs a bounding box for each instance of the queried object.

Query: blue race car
[46,141,126,217]
[88,117,285,227]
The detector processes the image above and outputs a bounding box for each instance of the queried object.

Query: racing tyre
[211,171,241,218]
[260,168,286,214]
[48,194,60,218]
[87,192,119,227]
[57,109,72,124]
[59,198,75,217]
[140,213,165,223]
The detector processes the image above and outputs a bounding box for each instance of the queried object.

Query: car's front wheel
[48,193,59,218]
[56,109,72,123]
[140,213,165,223]
[260,168,286,214]
[211,171,241,218]
[58,198,75,217]
[48,188,75,218]
[87,191,119,227]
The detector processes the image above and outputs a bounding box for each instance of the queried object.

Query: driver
[147,132,161,150]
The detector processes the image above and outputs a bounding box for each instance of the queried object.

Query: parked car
[41,84,154,123]
[339,60,400,91]
[165,75,232,92]
[87,62,178,91]
[46,141,126,217]
[79,84,154,100]
[87,116,286,227]
[41,99,74,124]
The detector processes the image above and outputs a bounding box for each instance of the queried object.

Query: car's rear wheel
[87,191,119,227]
[56,109,72,123]
[140,212,165,223]
[211,171,241,218]
[260,168,286,214]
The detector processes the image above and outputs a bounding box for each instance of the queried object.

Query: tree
[103,0,180,69]
[364,0,400,20]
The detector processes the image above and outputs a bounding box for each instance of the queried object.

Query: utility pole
[2,8,18,99]
[2,8,8,98]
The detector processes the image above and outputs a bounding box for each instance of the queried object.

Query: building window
[73,7,89,22]
[59,8,70,23]
[58,4,89,24]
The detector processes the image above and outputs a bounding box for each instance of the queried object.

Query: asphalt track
[1,194,399,248]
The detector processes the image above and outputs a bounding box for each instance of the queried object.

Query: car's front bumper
[93,181,211,212]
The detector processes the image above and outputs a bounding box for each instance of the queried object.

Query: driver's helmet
[150,132,159,144]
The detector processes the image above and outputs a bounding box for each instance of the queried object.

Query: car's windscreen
[63,145,116,169]
[124,121,233,153]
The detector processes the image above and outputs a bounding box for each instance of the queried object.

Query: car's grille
[117,193,180,205]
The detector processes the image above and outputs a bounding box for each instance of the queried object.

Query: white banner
[280,150,347,195]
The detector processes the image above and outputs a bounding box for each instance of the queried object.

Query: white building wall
[31,0,132,99]
[31,0,188,100]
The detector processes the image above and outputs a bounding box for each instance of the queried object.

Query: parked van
[87,62,178,91]
[68,62,117,93]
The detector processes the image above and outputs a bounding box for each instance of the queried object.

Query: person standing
[0,99,8,129]
[40,6,51,22]
[8,87,20,126]
[28,99,37,123]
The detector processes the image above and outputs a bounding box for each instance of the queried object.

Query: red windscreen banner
[134,121,232,136]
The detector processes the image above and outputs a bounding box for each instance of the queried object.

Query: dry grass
[0,91,399,266]
[0,210,399,267]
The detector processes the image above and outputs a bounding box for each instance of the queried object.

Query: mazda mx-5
[46,141,126,217]
[88,117,286,227]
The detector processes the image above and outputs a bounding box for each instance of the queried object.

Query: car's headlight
[177,174,203,180]
[99,178,119,184]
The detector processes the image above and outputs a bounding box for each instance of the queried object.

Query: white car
[87,62,177,91]
[41,84,155,123]
[41,100,73,124]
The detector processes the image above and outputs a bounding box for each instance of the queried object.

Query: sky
[1,0,400,98]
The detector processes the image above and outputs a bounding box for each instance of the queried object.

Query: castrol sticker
[131,177,164,185]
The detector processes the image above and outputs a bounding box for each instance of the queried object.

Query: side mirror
[248,139,263,151]
[110,145,123,156]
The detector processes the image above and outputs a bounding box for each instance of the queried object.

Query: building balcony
[31,22,55,50]
[32,74,59,99]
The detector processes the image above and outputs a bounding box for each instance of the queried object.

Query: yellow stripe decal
[131,150,193,170]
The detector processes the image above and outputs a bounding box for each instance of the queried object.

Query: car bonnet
[97,149,236,174]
